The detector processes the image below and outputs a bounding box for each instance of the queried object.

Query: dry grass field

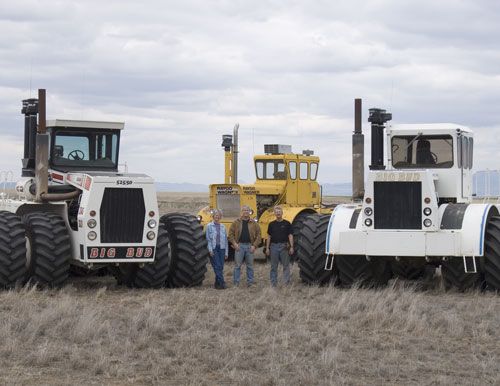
[0,193,499,385]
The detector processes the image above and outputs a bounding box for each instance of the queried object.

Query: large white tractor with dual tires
[0,89,207,288]
[297,99,500,291]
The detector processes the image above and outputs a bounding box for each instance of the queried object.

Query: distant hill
[320,182,351,197]
[155,182,207,192]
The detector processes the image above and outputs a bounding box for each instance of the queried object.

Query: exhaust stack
[232,123,239,184]
[368,108,392,171]
[35,89,49,202]
[221,123,239,184]
[21,98,39,177]
[352,98,364,201]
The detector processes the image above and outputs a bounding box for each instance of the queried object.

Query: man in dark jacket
[265,205,293,287]
[228,205,262,286]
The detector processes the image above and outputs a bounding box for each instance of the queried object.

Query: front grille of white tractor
[374,182,422,229]
[100,188,146,243]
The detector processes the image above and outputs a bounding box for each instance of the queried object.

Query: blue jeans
[210,246,226,287]
[270,243,291,286]
[234,243,254,285]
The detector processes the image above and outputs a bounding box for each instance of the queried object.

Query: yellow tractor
[198,125,333,259]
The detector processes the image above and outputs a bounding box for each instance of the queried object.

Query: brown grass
[0,193,498,385]
[1,264,499,385]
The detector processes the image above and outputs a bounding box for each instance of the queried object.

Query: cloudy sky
[1,0,499,186]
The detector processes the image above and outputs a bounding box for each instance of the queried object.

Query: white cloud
[0,0,499,186]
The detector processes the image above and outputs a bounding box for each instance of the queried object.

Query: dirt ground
[0,193,498,385]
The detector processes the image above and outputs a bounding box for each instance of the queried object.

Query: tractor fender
[326,204,362,255]
[441,203,499,256]
[259,207,316,240]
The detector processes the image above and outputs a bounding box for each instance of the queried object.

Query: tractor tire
[336,255,391,288]
[161,212,208,287]
[292,211,315,263]
[0,211,27,288]
[391,261,427,280]
[441,257,481,291]
[116,226,171,288]
[483,215,500,291]
[297,214,335,285]
[23,212,71,287]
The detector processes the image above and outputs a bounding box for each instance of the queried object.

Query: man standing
[228,205,262,287]
[265,206,294,287]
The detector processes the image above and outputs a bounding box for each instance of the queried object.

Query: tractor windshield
[392,135,454,169]
[50,129,120,171]
[255,160,286,180]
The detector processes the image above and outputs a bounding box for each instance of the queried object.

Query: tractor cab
[47,120,123,173]
[253,145,321,210]
[386,124,474,203]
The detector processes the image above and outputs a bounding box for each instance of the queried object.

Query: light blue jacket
[206,221,229,253]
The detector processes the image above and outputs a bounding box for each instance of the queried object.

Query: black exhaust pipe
[368,108,392,170]
[21,98,39,177]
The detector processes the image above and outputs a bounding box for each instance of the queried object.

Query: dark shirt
[268,219,292,244]
[239,219,251,243]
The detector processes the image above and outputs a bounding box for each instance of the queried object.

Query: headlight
[87,219,97,228]
[196,215,202,222]
[148,219,157,228]
[147,231,156,240]
[88,231,97,241]
[364,218,372,227]
[423,207,432,216]
[423,219,432,227]
[364,207,373,216]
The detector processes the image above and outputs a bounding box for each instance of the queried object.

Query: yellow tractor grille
[216,193,241,219]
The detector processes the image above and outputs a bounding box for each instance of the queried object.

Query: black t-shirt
[267,220,292,244]
[239,220,251,243]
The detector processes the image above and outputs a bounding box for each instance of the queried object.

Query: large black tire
[483,216,500,290]
[161,213,208,287]
[336,255,391,288]
[23,212,71,287]
[0,211,27,287]
[115,226,171,288]
[441,257,481,291]
[297,214,335,285]
[391,261,427,280]
[292,211,315,263]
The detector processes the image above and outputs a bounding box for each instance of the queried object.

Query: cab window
[51,130,119,170]
[299,162,308,180]
[392,135,454,169]
[310,162,318,180]
[289,161,297,180]
[254,160,286,180]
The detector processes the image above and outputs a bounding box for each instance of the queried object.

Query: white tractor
[297,99,500,291]
[0,89,207,288]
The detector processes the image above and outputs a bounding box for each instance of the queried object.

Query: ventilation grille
[100,188,145,243]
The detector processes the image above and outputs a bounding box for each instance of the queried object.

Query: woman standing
[206,209,228,289]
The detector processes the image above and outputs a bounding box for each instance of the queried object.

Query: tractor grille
[216,192,241,220]
[100,188,146,243]
[374,182,422,229]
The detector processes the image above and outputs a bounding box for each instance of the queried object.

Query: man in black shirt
[265,205,294,286]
